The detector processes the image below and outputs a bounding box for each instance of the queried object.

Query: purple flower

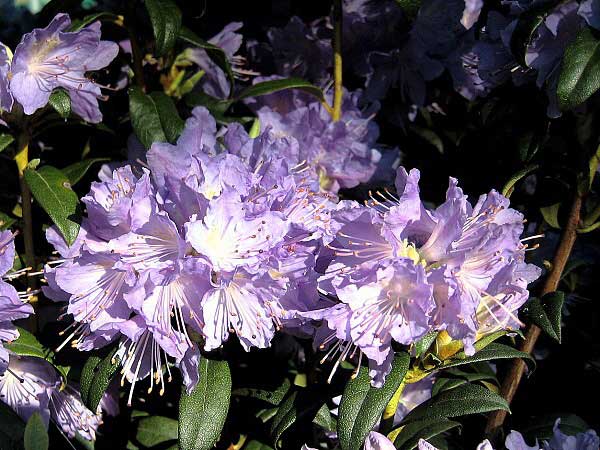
[461,0,484,29]
[579,0,600,30]
[365,431,396,450]
[0,355,103,440]
[311,166,540,384]
[49,384,101,440]
[543,419,599,450]
[186,22,244,99]
[525,1,582,117]
[47,105,328,400]
[505,419,599,450]
[246,80,382,192]
[8,13,119,122]
[0,43,13,112]
[0,355,58,426]
[1,231,34,374]
[419,439,494,450]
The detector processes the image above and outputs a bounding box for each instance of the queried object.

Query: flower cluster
[244,78,383,192]
[45,106,335,402]
[309,168,541,385]
[0,13,118,122]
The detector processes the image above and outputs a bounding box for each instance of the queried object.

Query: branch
[14,132,36,290]
[484,192,583,440]
[331,0,343,121]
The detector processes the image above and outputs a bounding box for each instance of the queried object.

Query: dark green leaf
[558,27,600,111]
[235,78,326,104]
[179,358,231,450]
[510,5,553,66]
[179,27,235,94]
[414,331,438,358]
[338,352,410,450]
[148,92,185,142]
[80,348,120,411]
[5,327,52,360]
[0,133,14,153]
[393,418,460,450]
[522,291,564,343]
[0,212,17,231]
[136,416,178,447]
[0,401,25,450]
[244,441,274,450]
[49,89,71,119]
[395,0,421,17]
[313,404,336,432]
[269,389,328,447]
[145,0,182,56]
[69,12,120,31]
[401,383,509,424]
[62,158,109,186]
[24,165,80,246]
[441,343,536,372]
[520,413,590,441]
[129,87,167,148]
[24,413,48,450]
[233,379,291,406]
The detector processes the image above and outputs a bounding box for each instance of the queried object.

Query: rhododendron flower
[8,13,119,122]
[46,106,327,400]
[310,166,540,385]
[0,355,107,440]
[0,231,34,374]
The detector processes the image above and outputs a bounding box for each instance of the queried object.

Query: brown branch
[484,193,583,440]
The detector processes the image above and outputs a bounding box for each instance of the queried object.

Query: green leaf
[136,416,178,447]
[0,401,25,449]
[541,203,561,228]
[400,383,509,424]
[148,92,185,142]
[0,212,16,230]
[5,327,52,360]
[393,418,460,450]
[62,158,109,186]
[179,358,231,450]
[414,331,438,358]
[49,88,71,119]
[129,87,167,148]
[269,389,328,447]
[233,379,291,406]
[522,291,564,343]
[244,441,274,450]
[338,352,410,450]
[410,125,444,154]
[24,412,49,450]
[24,165,80,246]
[235,78,326,104]
[520,413,590,441]
[510,5,553,66]
[395,0,421,17]
[68,12,120,31]
[0,133,14,153]
[179,27,235,94]
[558,26,600,111]
[145,0,182,56]
[441,343,536,372]
[313,403,336,432]
[80,348,120,411]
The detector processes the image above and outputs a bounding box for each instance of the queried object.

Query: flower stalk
[14,131,36,289]
[484,191,583,440]
[332,0,343,121]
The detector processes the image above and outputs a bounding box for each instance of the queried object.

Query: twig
[125,4,145,89]
[14,132,36,289]
[484,192,583,440]
[331,0,343,121]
